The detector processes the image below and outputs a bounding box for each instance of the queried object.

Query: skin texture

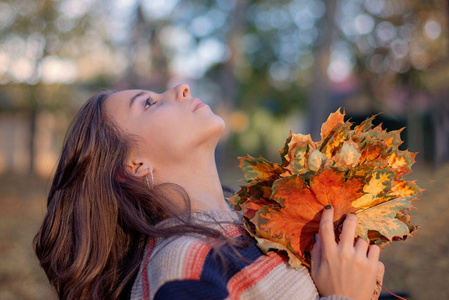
[105,84,230,212]
[311,207,385,300]
[106,83,384,298]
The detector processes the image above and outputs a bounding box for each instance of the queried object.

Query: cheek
[137,130,180,165]
[137,116,191,160]
[131,110,225,162]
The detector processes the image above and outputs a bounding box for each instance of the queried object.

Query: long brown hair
[33,91,236,299]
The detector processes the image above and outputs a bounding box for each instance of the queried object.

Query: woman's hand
[310,205,385,300]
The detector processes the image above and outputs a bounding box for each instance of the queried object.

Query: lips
[192,98,207,112]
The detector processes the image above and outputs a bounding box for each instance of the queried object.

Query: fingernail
[324,205,332,209]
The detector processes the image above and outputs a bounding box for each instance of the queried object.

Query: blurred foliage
[339,0,448,110]
[0,0,447,173]
[1,2,448,299]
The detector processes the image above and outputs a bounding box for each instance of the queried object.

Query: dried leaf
[229,109,421,268]
[352,169,395,210]
[355,196,416,245]
[333,141,362,169]
[308,149,326,172]
[254,237,303,269]
[252,169,364,265]
[239,155,284,182]
[281,133,315,174]
[320,108,345,141]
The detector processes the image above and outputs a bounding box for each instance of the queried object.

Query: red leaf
[253,169,364,265]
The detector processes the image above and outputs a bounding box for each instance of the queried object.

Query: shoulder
[130,210,320,300]
[226,251,319,300]
[131,234,319,300]
[130,233,214,300]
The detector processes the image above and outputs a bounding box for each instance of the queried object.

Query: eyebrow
[129,91,145,108]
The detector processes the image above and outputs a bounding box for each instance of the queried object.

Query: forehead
[108,89,143,107]
[104,89,143,123]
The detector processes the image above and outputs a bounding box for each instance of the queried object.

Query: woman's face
[105,84,225,172]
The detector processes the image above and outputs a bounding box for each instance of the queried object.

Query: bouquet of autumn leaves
[227,109,421,269]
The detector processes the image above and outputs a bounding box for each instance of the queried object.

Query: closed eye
[144,97,158,109]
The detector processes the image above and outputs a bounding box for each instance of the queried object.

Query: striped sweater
[130,210,352,300]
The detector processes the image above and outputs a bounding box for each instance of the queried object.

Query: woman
[34,84,384,300]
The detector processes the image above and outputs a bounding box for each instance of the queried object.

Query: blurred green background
[0,0,448,299]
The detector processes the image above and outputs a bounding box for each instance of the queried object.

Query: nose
[174,84,190,102]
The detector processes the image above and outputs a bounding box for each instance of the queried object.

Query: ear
[127,159,153,179]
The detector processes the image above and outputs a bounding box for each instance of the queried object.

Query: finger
[367,244,381,262]
[319,205,337,253]
[373,262,385,300]
[310,234,322,277]
[339,213,358,249]
[354,237,369,256]
[377,261,385,284]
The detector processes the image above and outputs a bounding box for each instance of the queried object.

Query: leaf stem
[378,283,408,300]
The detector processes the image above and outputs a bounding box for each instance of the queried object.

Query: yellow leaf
[320,123,351,158]
[352,169,395,209]
[389,180,421,198]
[364,170,394,195]
[352,194,374,209]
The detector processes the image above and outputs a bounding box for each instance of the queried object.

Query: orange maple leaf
[227,109,421,269]
[251,169,363,267]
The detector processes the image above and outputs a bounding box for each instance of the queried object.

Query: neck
[154,149,230,212]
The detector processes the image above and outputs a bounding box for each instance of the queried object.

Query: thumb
[310,234,322,277]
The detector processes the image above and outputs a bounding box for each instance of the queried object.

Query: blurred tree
[0,0,61,173]
[2,0,447,174]
[308,0,337,140]
[0,0,113,174]
[334,0,448,156]
[122,0,170,89]
[132,0,447,156]
[337,0,447,109]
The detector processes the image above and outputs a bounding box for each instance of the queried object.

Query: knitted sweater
[130,210,353,300]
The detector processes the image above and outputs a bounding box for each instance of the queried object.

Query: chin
[216,115,226,132]
[210,115,226,139]
[201,115,226,148]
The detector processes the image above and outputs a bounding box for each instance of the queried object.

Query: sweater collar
[156,209,243,228]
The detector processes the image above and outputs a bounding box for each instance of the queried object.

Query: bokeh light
[1,1,449,298]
